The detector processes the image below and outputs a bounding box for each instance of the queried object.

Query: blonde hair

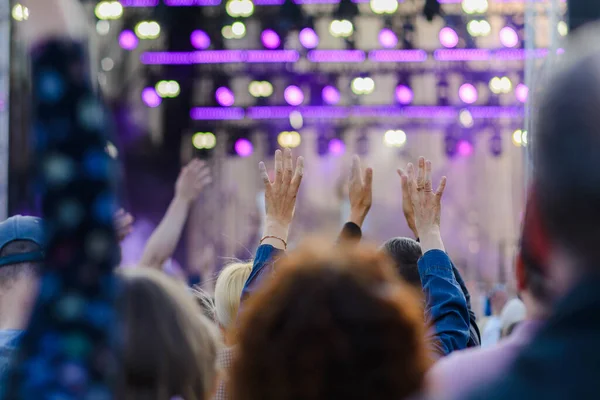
[117,267,221,400]
[214,261,252,329]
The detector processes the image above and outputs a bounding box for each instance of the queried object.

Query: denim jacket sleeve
[241,244,283,302]
[418,249,470,357]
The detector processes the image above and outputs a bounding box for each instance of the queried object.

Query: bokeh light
[95,1,123,20]
[328,138,346,156]
[249,81,273,98]
[459,83,478,104]
[141,88,162,108]
[395,85,414,105]
[278,131,302,148]
[467,20,491,37]
[289,111,304,130]
[370,0,398,15]
[234,138,254,157]
[96,21,110,36]
[378,28,398,49]
[119,30,138,50]
[462,0,488,14]
[322,86,341,105]
[457,140,474,156]
[226,0,254,17]
[499,26,519,48]
[439,27,459,48]
[193,132,217,150]
[330,20,354,38]
[12,4,29,21]
[459,109,474,128]
[135,21,161,39]
[261,29,281,49]
[299,28,319,49]
[512,129,528,147]
[351,77,375,95]
[384,130,407,147]
[489,76,512,94]
[155,81,180,98]
[215,87,235,107]
[191,30,211,50]
[284,85,304,106]
[515,83,529,103]
[557,21,568,37]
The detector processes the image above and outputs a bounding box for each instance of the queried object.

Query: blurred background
[2,0,566,314]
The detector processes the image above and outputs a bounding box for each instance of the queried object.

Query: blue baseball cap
[0,215,45,268]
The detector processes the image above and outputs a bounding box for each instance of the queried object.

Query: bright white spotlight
[383,130,407,148]
[557,21,568,37]
[135,21,161,39]
[95,1,123,21]
[96,20,111,35]
[459,109,474,128]
[370,0,398,15]
[330,19,354,38]
[226,0,254,17]
[278,131,301,148]
[231,21,246,38]
[12,4,29,21]
[462,0,488,14]
[193,132,217,150]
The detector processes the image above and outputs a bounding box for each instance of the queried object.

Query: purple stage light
[322,86,341,105]
[121,0,159,6]
[434,49,490,61]
[395,85,414,105]
[261,29,281,49]
[165,0,221,4]
[368,50,428,62]
[328,138,345,156]
[190,107,244,120]
[457,140,474,157]
[284,85,304,106]
[494,48,548,60]
[378,28,398,49]
[499,26,519,48]
[307,50,365,63]
[119,30,139,50]
[439,27,459,49]
[299,28,319,49]
[245,50,299,62]
[191,30,211,49]
[459,83,478,104]
[215,87,235,107]
[142,87,161,108]
[515,83,528,103]
[235,138,253,157]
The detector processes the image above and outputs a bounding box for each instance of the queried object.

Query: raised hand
[259,148,304,249]
[404,157,447,252]
[348,155,373,228]
[397,168,418,238]
[175,159,212,203]
[114,209,134,243]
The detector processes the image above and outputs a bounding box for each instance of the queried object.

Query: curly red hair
[231,241,432,400]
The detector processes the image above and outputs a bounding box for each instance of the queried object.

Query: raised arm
[241,148,303,300]
[402,158,470,357]
[338,155,372,244]
[139,159,211,269]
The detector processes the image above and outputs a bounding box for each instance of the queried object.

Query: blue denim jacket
[241,245,470,357]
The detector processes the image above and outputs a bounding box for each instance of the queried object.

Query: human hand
[397,168,418,238]
[259,148,304,244]
[114,209,134,243]
[405,157,447,252]
[175,159,212,203]
[348,155,373,228]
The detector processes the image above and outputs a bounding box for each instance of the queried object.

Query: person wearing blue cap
[0,215,45,374]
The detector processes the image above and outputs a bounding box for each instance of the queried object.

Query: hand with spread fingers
[348,155,373,228]
[404,157,447,252]
[175,159,212,204]
[259,148,304,250]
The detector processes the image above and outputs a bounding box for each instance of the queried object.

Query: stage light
[105,141,119,159]
[261,29,281,49]
[351,77,375,95]
[12,4,29,21]
[462,0,488,14]
[156,81,180,98]
[467,20,491,37]
[299,28,319,49]
[234,138,253,157]
[96,21,110,35]
[499,27,519,48]
[370,0,398,15]
[95,1,123,20]
[232,21,247,38]
[395,85,414,105]
[328,138,346,156]
[439,27,459,49]
[249,81,273,98]
[489,76,512,94]
[515,83,528,103]
[216,87,235,107]
[119,30,139,50]
[512,129,527,147]
[322,86,341,105]
[191,30,211,50]
[278,131,301,148]
[329,20,353,38]
[141,87,162,108]
[378,28,398,49]
[226,0,254,18]
[101,58,114,72]
[284,85,304,106]
[459,109,474,128]
[557,21,568,37]
[457,140,474,157]
[193,132,217,150]
[459,83,478,104]
[135,21,161,39]
[289,111,303,130]
[384,130,407,148]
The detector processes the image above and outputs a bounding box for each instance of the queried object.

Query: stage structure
[0,0,10,220]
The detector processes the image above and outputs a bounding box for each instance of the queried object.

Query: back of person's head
[214,261,252,329]
[117,268,221,400]
[231,241,430,400]
[0,240,42,290]
[381,237,422,289]
[534,23,600,267]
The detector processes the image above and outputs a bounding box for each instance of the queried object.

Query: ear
[515,254,527,293]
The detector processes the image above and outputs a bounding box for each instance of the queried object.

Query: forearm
[261,219,289,250]
[140,195,192,269]
[337,222,362,244]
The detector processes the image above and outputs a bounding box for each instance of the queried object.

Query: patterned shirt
[215,346,235,400]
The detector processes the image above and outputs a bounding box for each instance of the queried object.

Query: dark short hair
[381,237,423,289]
[0,240,42,288]
[535,44,600,266]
